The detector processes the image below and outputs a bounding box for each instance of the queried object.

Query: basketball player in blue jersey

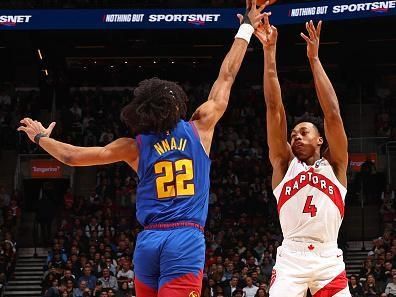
[18,1,269,296]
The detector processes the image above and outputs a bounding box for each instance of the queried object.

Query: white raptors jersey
[273,158,347,243]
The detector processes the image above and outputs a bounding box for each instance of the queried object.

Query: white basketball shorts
[269,239,351,297]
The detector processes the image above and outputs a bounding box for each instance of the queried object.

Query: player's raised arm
[191,0,268,152]
[17,118,138,169]
[301,21,348,185]
[255,14,292,188]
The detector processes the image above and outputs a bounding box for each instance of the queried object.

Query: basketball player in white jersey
[254,16,350,297]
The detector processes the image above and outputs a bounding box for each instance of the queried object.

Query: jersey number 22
[154,159,195,199]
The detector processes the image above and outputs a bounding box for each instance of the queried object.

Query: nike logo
[337,255,342,258]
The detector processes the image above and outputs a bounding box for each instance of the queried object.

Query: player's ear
[317,136,323,146]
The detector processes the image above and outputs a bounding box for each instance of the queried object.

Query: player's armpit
[191,87,230,132]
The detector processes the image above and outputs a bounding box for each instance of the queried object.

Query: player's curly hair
[121,78,188,136]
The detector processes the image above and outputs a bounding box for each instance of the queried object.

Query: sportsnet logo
[148,14,220,26]
[0,15,32,27]
[333,1,396,14]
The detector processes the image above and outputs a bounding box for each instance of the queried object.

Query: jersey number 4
[303,195,317,217]
[154,159,195,199]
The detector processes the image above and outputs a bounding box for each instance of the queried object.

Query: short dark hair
[121,78,187,136]
[292,115,324,138]
[292,115,327,154]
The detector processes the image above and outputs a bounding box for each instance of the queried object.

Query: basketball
[256,0,277,6]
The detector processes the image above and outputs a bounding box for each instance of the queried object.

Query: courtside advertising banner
[349,153,377,172]
[31,159,63,178]
[0,0,395,30]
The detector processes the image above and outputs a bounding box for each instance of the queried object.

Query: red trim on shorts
[313,270,348,297]
[144,221,204,232]
[277,168,344,217]
[135,277,158,297]
[158,270,203,297]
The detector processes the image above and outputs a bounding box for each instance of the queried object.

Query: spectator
[349,275,364,297]
[360,155,377,203]
[243,276,258,297]
[44,279,64,297]
[224,276,239,297]
[99,128,115,145]
[78,265,97,290]
[359,259,374,281]
[36,184,57,245]
[64,279,74,296]
[92,281,104,297]
[364,274,380,297]
[224,263,234,281]
[73,280,88,297]
[117,281,134,297]
[232,288,244,297]
[203,278,216,297]
[60,269,76,286]
[254,288,267,297]
[116,261,134,287]
[385,275,396,296]
[98,267,118,291]
[85,217,104,239]
[261,256,274,280]
[42,272,57,295]
[381,184,395,202]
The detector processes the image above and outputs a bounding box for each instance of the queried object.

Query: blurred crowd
[0,186,21,294]
[350,228,396,297]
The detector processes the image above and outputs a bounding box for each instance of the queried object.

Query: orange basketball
[255,0,277,6]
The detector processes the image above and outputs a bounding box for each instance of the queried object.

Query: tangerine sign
[31,159,62,178]
[349,153,377,172]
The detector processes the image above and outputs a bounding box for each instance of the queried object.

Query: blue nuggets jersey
[135,120,211,227]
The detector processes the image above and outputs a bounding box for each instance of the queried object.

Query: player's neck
[301,152,321,166]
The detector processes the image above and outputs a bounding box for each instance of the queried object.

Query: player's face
[290,122,323,161]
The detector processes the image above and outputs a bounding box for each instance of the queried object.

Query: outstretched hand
[17,118,56,143]
[300,20,322,59]
[254,12,277,49]
[237,0,271,29]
